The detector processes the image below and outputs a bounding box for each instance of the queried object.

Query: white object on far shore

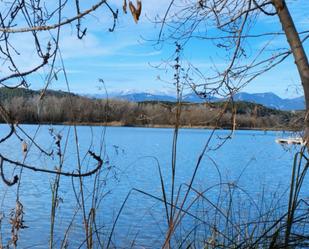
[275,137,306,146]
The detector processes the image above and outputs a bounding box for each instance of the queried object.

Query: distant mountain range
[0,87,303,111]
[231,92,305,111]
[87,91,305,111]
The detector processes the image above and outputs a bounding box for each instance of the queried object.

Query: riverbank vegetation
[0,88,304,130]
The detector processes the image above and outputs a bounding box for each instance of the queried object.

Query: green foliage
[0,87,75,101]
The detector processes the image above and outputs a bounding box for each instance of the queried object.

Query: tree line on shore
[0,88,303,130]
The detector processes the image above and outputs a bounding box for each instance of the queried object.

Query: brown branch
[0,0,107,33]
[189,30,309,40]
[0,157,19,186]
[0,57,48,84]
[0,150,103,177]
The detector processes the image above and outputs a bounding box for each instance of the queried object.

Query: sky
[4,0,309,98]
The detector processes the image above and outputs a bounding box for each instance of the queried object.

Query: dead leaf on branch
[123,0,142,23]
[22,141,27,155]
[123,0,127,14]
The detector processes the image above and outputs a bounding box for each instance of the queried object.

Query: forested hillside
[0,88,303,130]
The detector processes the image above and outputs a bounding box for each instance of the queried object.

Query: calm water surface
[0,125,306,248]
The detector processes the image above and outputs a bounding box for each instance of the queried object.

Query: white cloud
[59,31,139,59]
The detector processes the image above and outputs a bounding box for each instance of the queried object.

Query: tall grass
[0,52,308,249]
[101,45,309,248]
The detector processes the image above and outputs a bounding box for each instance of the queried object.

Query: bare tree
[158,0,309,139]
[0,1,128,248]
[0,0,308,248]
[153,2,309,247]
[272,0,309,138]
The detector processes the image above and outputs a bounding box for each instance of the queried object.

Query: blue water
[0,125,306,248]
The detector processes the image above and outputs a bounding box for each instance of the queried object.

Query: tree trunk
[272,0,309,142]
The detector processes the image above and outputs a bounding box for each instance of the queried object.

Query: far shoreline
[0,121,302,133]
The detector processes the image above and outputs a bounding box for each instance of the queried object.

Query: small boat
[275,137,306,146]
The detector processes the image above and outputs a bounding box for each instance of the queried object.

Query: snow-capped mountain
[85,91,305,111]
[233,92,304,110]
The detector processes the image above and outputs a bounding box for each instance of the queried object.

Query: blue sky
[18,0,309,98]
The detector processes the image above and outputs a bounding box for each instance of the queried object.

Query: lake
[0,125,307,248]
